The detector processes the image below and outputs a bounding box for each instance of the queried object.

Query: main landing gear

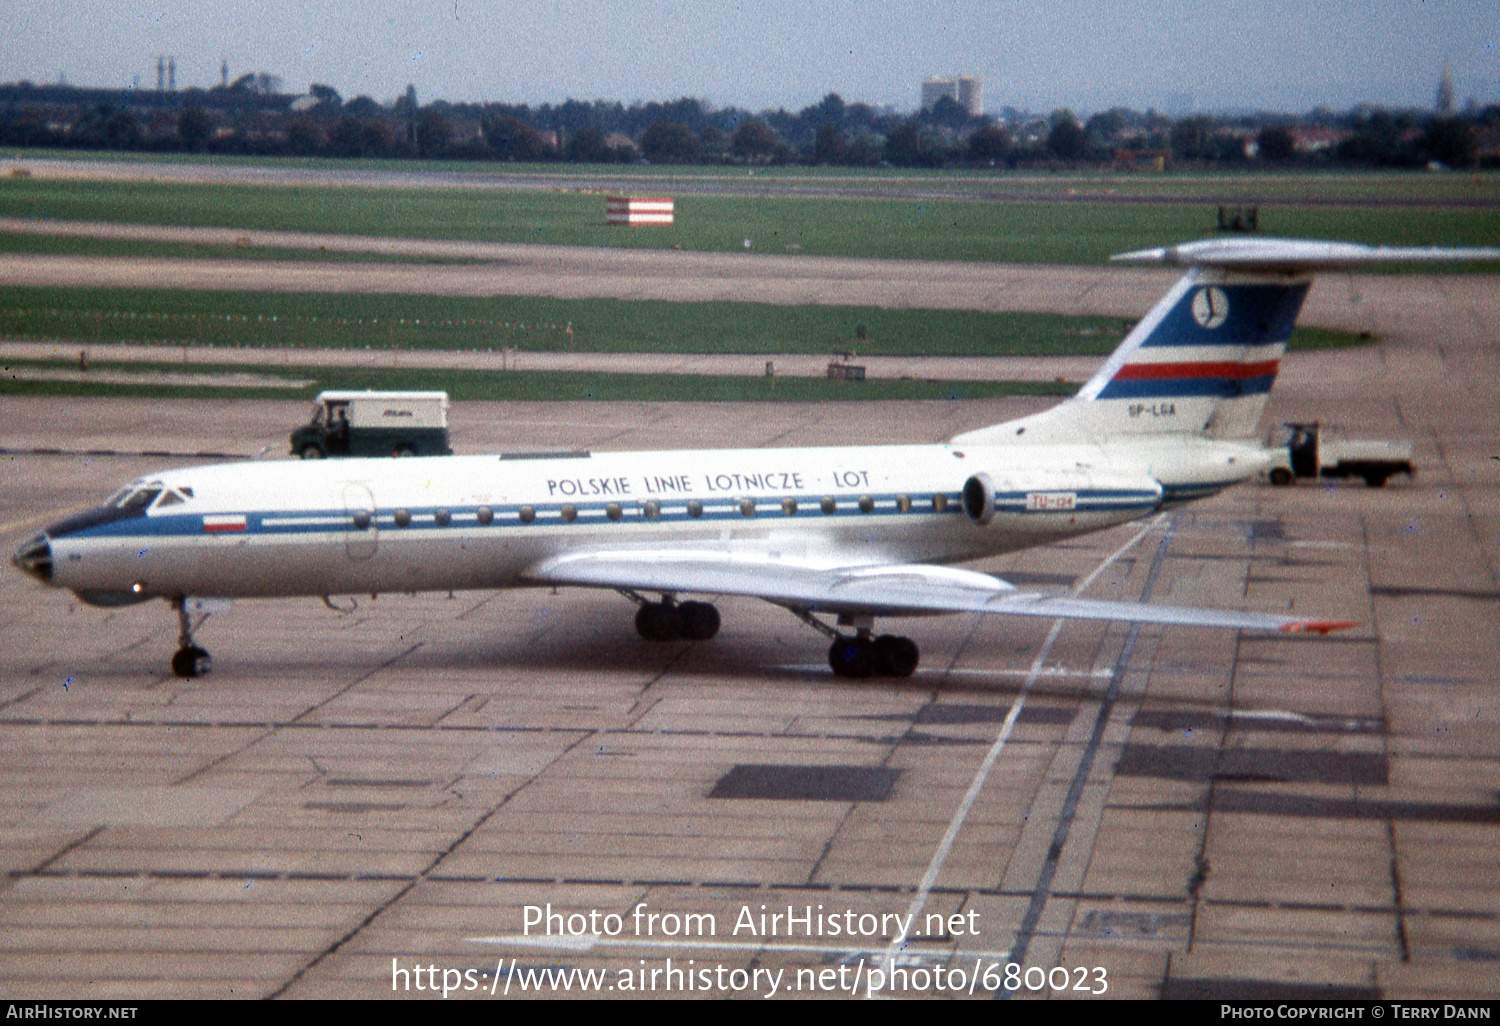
[170,596,212,679]
[784,608,920,678]
[629,595,722,642]
[628,592,920,681]
[799,609,917,679]
[826,632,919,679]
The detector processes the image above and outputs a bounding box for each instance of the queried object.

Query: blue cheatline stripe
[57,482,1189,547]
[1158,482,1225,502]
[994,489,1161,514]
[54,491,983,542]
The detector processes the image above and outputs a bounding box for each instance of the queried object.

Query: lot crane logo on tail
[1191,286,1229,329]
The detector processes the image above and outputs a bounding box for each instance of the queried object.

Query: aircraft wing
[524,550,1351,634]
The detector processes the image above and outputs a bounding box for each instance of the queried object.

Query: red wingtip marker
[1280,620,1359,636]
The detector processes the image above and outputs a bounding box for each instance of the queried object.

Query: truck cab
[291,391,452,459]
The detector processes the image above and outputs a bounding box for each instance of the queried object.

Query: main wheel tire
[873,635,919,678]
[828,636,875,679]
[678,601,720,641]
[635,602,682,641]
[1268,467,1293,487]
[300,445,325,460]
[171,645,212,679]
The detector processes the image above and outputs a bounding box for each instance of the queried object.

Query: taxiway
[0,239,1497,999]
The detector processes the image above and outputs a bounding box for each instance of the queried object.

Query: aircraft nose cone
[12,532,52,583]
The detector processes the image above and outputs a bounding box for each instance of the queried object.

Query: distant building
[921,75,982,116]
[1289,126,1352,154]
[1113,148,1170,172]
[1436,62,1456,114]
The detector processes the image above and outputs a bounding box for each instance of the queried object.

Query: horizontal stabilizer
[1113,237,1500,273]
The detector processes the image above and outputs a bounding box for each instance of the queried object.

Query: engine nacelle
[962,473,997,525]
[960,468,1163,537]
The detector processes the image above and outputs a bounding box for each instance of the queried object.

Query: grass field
[0,285,1359,356]
[0,285,1137,356]
[0,355,1076,403]
[0,159,1467,403]
[3,171,1498,266]
[0,230,479,264]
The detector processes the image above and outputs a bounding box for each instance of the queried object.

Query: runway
[1,238,1498,998]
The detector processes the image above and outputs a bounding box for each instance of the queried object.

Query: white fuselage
[24,236,1484,675]
[42,435,1269,605]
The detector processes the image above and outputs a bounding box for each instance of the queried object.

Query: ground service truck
[291,391,452,459]
[1266,422,1413,488]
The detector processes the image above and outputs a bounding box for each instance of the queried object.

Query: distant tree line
[1,79,1495,170]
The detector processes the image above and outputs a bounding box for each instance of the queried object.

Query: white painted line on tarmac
[871,515,1164,996]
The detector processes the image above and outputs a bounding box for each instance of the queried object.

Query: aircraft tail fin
[1067,264,1308,442]
[953,238,1500,447]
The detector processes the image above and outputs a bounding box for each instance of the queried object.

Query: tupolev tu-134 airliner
[14,238,1500,679]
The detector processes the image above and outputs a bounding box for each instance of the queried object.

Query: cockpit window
[152,487,193,509]
[123,488,162,511]
[116,483,163,512]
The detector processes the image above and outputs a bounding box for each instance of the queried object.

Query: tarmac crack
[266,723,601,999]
[172,641,425,786]
[1363,512,1411,963]
[0,826,105,897]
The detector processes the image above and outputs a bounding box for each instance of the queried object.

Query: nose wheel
[171,645,212,679]
[171,597,213,679]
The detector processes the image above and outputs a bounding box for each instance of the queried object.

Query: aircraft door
[342,484,378,559]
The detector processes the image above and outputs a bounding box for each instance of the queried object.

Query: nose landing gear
[170,597,213,679]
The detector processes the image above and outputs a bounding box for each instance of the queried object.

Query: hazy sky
[5,0,1496,115]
